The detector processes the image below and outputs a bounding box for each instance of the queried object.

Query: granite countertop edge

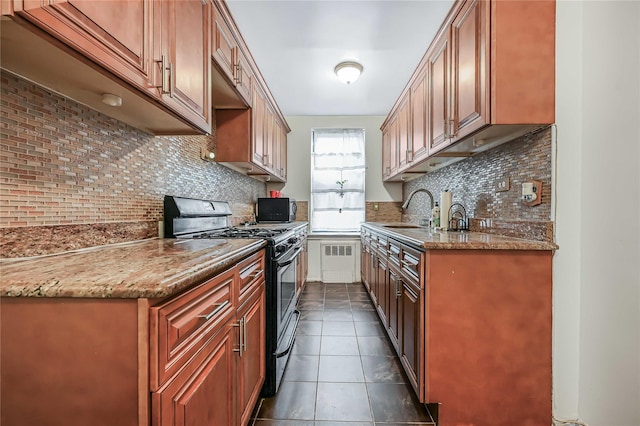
[0,238,267,299]
[362,222,558,251]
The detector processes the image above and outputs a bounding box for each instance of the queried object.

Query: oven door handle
[274,309,300,358]
[276,247,303,267]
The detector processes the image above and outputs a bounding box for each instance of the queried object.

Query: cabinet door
[264,105,275,172]
[212,7,236,83]
[252,86,267,167]
[16,0,154,93]
[397,93,411,171]
[376,259,388,328]
[152,325,236,426]
[428,29,451,155]
[410,69,429,163]
[271,117,281,177]
[387,268,401,351]
[381,126,391,180]
[400,281,422,399]
[361,244,369,290]
[382,116,399,180]
[158,0,211,134]
[235,49,253,106]
[451,0,488,140]
[368,251,378,304]
[237,287,266,426]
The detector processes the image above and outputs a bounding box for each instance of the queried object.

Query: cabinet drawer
[376,234,388,256]
[401,245,422,285]
[150,268,235,390]
[237,250,265,301]
[388,240,401,267]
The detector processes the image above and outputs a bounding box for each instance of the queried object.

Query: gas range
[163,195,305,397]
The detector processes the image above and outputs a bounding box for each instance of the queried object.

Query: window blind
[310,128,366,232]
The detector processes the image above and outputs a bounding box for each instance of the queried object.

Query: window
[310,128,366,232]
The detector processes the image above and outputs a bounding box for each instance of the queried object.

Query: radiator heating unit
[321,242,356,283]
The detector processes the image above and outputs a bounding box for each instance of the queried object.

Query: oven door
[275,244,302,338]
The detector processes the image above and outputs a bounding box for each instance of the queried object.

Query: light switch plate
[495,177,510,192]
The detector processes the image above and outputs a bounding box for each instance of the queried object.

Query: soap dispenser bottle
[432,202,440,228]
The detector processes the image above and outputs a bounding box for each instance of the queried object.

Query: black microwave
[256,198,297,223]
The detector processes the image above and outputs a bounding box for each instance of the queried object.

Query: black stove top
[192,227,290,239]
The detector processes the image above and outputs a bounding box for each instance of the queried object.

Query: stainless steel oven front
[262,237,302,397]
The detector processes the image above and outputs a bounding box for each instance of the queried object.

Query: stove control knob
[275,245,287,254]
[287,237,299,245]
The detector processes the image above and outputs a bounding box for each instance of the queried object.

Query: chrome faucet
[401,188,434,211]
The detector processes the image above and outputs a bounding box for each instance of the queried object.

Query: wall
[0,71,266,257]
[555,2,640,426]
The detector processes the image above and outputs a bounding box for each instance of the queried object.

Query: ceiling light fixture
[101,93,122,107]
[334,61,363,84]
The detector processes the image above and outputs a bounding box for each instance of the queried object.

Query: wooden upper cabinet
[212,8,237,83]
[383,0,554,178]
[252,85,267,168]
[8,0,212,134]
[427,29,451,155]
[450,0,488,141]
[381,116,399,181]
[209,0,289,182]
[410,70,428,164]
[397,92,411,171]
[235,49,253,105]
[156,0,211,134]
[14,0,155,94]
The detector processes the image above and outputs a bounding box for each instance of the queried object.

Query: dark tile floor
[251,282,435,426]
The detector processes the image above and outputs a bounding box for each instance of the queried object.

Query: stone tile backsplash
[1,69,555,256]
[1,71,265,256]
[403,126,554,241]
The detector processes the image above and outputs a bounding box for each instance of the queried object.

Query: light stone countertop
[363,222,557,251]
[0,238,266,298]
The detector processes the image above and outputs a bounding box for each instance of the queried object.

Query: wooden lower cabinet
[152,324,236,426]
[0,249,266,426]
[152,251,267,426]
[237,285,266,426]
[400,280,422,398]
[361,227,552,426]
[387,267,401,352]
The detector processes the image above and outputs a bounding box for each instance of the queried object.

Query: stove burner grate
[192,227,289,239]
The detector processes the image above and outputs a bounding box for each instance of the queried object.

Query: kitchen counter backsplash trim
[363,222,557,251]
[0,238,266,298]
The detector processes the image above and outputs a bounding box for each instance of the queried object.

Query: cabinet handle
[443,119,449,139]
[263,154,269,165]
[155,55,170,94]
[243,316,248,352]
[407,150,413,162]
[396,277,402,298]
[198,300,230,321]
[169,61,175,98]
[235,64,243,85]
[448,119,455,138]
[372,254,378,268]
[233,317,245,356]
[248,270,263,280]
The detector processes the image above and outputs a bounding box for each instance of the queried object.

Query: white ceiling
[226,0,455,117]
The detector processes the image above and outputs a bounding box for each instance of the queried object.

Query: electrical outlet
[373,203,379,211]
[495,177,510,192]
